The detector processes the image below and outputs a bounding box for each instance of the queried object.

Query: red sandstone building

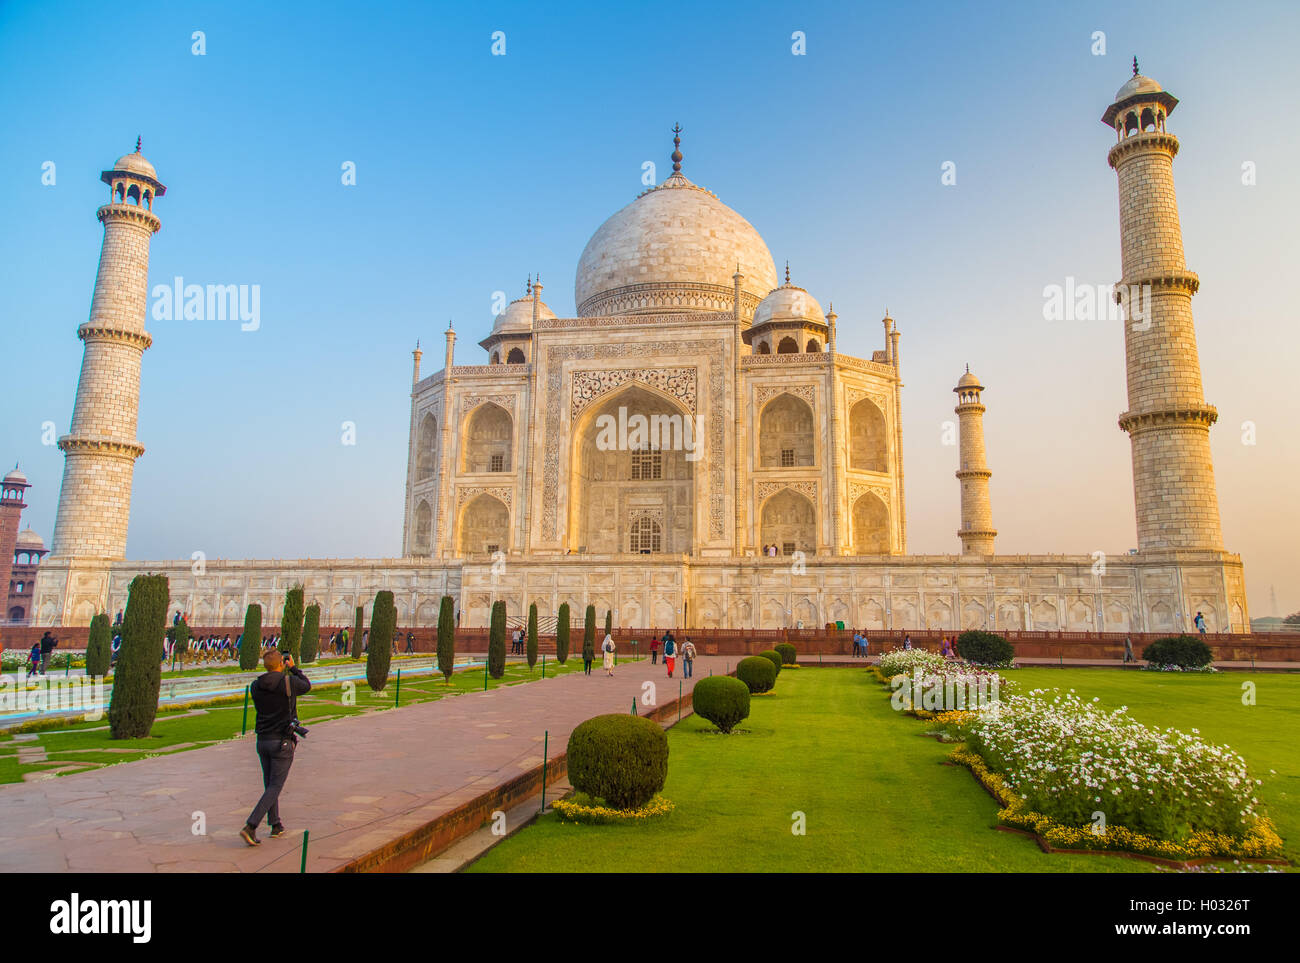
[1,467,48,624]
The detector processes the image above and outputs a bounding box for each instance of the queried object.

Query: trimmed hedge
[736,655,777,694]
[488,600,506,678]
[1142,634,1214,669]
[108,573,169,739]
[556,602,571,663]
[758,649,783,675]
[85,612,111,679]
[437,595,456,680]
[301,603,320,663]
[567,714,668,809]
[526,602,539,669]
[280,585,305,662]
[774,642,797,665]
[956,630,1014,666]
[240,603,262,670]
[366,590,396,691]
[351,605,364,660]
[692,676,751,733]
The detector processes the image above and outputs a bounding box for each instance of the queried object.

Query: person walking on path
[27,641,41,679]
[38,632,58,674]
[1194,611,1207,635]
[589,634,608,676]
[602,634,616,677]
[681,637,696,678]
[663,634,676,678]
[650,636,659,665]
[1123,635,1135,664]
[240,649,311,847]
[405,630,415,654]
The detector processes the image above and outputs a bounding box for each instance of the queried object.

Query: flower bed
[551,792,674,825]
[959,689,1280,858]
[878,647,948,678]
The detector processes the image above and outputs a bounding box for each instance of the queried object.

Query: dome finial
[784,261,790,284]
[1133,56,1139,77]
[135,135,142,153]
[526,273,531,294]
[671,123,683,173]
[966,362,970,373]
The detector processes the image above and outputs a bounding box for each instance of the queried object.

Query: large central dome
[575,171,778,318]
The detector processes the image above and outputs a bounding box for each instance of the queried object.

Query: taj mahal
[28,67,1250,634]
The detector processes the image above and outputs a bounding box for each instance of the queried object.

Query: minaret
[50,141,164,560]
[1103,61,1223,552]
[954,366,995,555]
[412,340,423,384]
[444,320,456,370]
[0,467,32,614]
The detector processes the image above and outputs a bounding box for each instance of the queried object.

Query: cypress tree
[526,602,539,669]
[85,612,111,679]
[584,605,597,666]
[280,585,305,662]
[556,602,571,664]
[437,594,456,682]
[351,605,364,659]
[605,609,612,637]
[108,573,169,739]
[239,603,262,670]
[488,600,506,678]
[301,603,321,663]
[366,591,396,691]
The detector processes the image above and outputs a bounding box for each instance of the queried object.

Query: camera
[287,718,309,739]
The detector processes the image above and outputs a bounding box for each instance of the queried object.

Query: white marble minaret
[50,141,164,561]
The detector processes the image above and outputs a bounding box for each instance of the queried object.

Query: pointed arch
[416,412,438,480]
[458,492,509,556]
[851,491,890,554]
[461,402,513,472]
[759,392,814,467]
[759,487,815,555]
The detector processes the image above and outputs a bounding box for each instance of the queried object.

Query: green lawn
[468,666,1298,873]
[0,656,586,784]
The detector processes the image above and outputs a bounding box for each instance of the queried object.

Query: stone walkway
[0,656,726,872]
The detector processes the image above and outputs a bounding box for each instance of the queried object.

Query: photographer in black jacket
[240,649,311,846]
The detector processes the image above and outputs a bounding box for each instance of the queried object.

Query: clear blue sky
[2,0,1297,614]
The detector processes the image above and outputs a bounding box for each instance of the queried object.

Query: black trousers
[247,736,295,829]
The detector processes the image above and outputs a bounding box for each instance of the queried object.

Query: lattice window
[486,543,499,555]
[782,541,795,555]
[489,453,504,472]
[630,450,662,480]
[629,516,662,554]
[780,448,795,467]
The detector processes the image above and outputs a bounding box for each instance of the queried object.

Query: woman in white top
[601,634,616,676]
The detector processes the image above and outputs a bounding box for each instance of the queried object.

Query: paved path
[0,656,726,872]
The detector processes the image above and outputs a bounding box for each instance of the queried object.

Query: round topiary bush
[1142,635,1213,669]
[774,642,797,665]
[566,714,668,810]
[956,630,1015,666]
[736,655,777,694]
[692,676,751,733]
[758,649,783,675]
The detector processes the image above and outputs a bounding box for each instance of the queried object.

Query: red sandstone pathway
[0,656,728,873]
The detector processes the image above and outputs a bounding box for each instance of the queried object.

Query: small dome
[492,293,556,334]
[15,528,44,550]
[3,466,28,486]
[1115,74,1163,102]
[752,283,824,327]
[111,149,158,180]
[957,370,981,388]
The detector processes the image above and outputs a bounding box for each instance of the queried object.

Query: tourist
[39,631,58,674]
[903,634,912,650]
[663,633,676,678]
[406,630,415,654]
[27,641,41,679]
[861,631,869,658]
[1123,635,1135,663]
[1194,611,1207,635]
[339,627,348,656]
[681,637,696,678]
[114,610,123,625]
[650,636,659,665]
[602,634,616,676]
[362,629,369,652]
[852,630,862,657]
[941,636,951,658]
[240,648,311,847]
